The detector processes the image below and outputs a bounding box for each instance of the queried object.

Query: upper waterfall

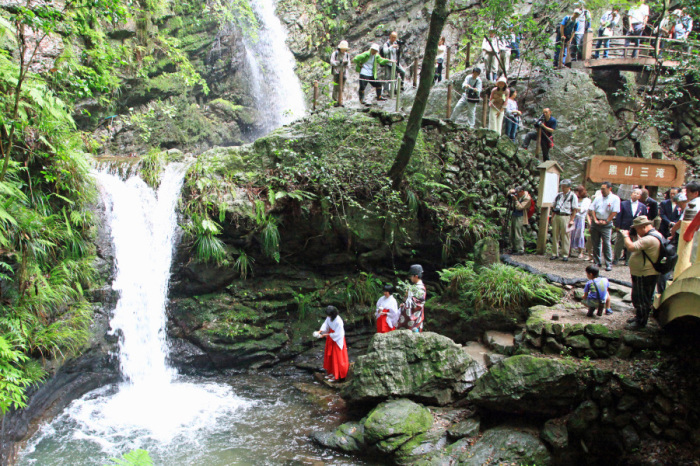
[244,0,306,133]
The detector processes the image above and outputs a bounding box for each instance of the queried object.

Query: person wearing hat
[375,283,399,333]
[673,8,693,43]
[352,43,393,105]
[398,264,427,332]
[554,9,581,66]
[571,7,592,61]
[613,188,648,266]
[450,67,482,127]
[488,76,509,136]
[550,179,579,261]
[330,41,350,106]
[625,0,649,58]
[481,29,500,81]
[620,215,660,328]
[509,185,532,255]
[314,305,349,382]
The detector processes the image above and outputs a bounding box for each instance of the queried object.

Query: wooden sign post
[536,161,564,255]
[585,155,686,187]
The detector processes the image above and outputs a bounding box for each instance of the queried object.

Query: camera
[396,39,406,46]
[533,116,544,128]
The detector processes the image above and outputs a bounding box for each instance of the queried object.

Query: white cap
[370,43,380,52]
[338,40,349,49]
[574,8,582,15]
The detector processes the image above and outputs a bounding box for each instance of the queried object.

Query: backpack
[641,230,678,275]
[527,198,536,220]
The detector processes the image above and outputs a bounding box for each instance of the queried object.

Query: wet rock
[342,331,485,406]
[483,330,515,355]
[447,417,480,439]
[468,355,586,416]
[364,399,433,453]
[311,422,365,453]
[568,400,600,432]
[541,419,568,449]
[456,427,551,465]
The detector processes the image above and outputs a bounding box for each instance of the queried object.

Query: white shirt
[320,316,345,350]
[376,295,399,328]
[481,37,499,53]
[628,4,649,25]
[505,98,519,116]
[589,193,621,223]
[436,44,446,61]
[360,55,375,76]
[630,200,639,215]
[576,197,591,220]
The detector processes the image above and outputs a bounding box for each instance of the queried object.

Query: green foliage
[344,272,383,311]
[139,149,166,188]
[107,449,153,466]
[292,290,316,321]
[233,250,254,280]
[254,201,281,263]
[184,213,229,265]
[438,262,559,316]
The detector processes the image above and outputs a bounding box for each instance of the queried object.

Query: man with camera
[508,185,532,255]
[450,67,483,127]
[381,32,406,94]
[550,179,578,261]
[521,108,557,161]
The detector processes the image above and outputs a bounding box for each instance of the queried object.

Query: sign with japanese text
[586,156,686,187]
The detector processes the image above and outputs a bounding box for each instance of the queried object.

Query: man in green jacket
[352,43,393,105]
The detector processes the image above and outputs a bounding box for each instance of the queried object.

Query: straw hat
[631,215,653,229]
[338,40,349,50]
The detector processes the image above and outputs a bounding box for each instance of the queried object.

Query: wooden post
[396,77,402,112]
[338,70,344,107]
[413,58,418,88]
[558,38,565,68]
[313,80,318,112]
[446,46,452,119]
[482,96,488,127]
[466,43,471,68]
[534,126,542,158]
[582,30,593,62]
[536,207,551,255]
[390,62,396,99]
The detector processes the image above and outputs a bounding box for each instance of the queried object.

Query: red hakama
[323,330,349,380]
[376,313,394,333]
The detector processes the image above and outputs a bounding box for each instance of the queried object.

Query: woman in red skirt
[375,283,399,333]
[316,305,349,382]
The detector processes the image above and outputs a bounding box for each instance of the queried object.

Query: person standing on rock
[549,179,578,262]
[488,76,509,136]
[381,32,406,94]
[620,216,660,329]
[315,305,349,382]
[450,67,482,127]
[572,7,592,61]
[613,188,648,266]
[398,264,427,333]
[588,181,620,272]
[435,36,447,83]
[330,41,350,107]
[594,7,621,59]
[375,283,399,333]
[570,185,591,259]
[554,9,581,67]
[509,185,531,256]
[503,88,521,142]
[481,29,500,81]
[625,0,649,58]
[353,44,393,105]
[521,108,556,161]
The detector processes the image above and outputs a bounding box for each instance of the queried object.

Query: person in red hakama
[315,305,349,382]
[375,283,399,333]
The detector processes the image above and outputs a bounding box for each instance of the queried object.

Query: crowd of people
[508,179,700,329]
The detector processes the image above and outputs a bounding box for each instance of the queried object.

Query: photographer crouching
[508,185,532,255]
[521,108,557,161]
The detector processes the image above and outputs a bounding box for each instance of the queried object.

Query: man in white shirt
[481,30,500,81]
[625,0,649,58]
[588,181,621,271]
[451,67,483,127]
[550,179,579,261]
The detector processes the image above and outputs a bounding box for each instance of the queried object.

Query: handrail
[576,30,698,67]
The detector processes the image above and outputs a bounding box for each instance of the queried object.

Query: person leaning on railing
[625,0,649,58]
[594,7,620,59]
[673,8,694,53]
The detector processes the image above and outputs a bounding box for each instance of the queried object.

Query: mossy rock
[311,422,365,453]
[457,427,551,465]
[584,323,621,341]
[565,334,591,350]
[468,355,586,416]
[363,399,433,453]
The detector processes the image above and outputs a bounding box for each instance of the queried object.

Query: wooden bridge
[560,31,697,69]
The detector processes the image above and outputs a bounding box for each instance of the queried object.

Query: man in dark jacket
[614,188,647,265]
[658,187,682,237]
[640,188,658,221]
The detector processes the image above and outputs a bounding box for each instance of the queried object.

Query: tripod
[501,195,515,252]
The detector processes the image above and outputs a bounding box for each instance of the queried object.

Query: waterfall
[244,0,306,132]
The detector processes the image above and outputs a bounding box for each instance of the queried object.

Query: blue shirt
[584,277,609,302]
[561,16,577,37]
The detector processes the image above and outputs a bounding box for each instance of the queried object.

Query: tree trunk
[387,0,449,189]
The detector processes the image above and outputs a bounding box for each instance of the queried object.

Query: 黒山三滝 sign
[586,156,686,187]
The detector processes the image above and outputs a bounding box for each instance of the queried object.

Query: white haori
[375,295,399,328]
[320,316,345,350]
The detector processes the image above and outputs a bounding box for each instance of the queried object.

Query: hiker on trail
[625,0,649,58]
[641,188,658,221]
[572,7,592,61]
[554,9,581,66]
[498,35,511,77]
[582,265,612,317]
[375,283,399,334]
[381,32,406,93]
[594,8,621,59]
[588,181,620,272]
[488,76,509,136]
[570,185,591,259]
[673,8,693,42]
[330,41,350,106]
[435,36,447,83]
[481,29,500,81]
[658,187,681,238]
[614,188,648,266]
[509,25,521,59]
[398,264,427,333]
[521,108,556,161]
[621,215,661,329]
[509,185,532,256]
[450,67,482,127]
[504,88,521,142]
[314,305,349,382]
[353,43,393,105]
[550,179,579,262]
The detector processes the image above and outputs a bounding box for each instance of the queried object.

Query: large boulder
[468,355,588,416]
[457,427,551,465]
[364,399,434,453]
[342,331,486,405]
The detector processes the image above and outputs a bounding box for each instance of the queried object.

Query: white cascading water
[244,0,306,132]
